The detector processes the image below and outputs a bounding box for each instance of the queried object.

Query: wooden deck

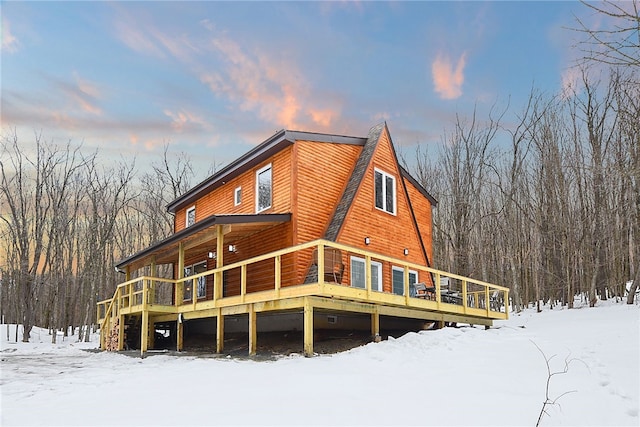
[97,239,509,357]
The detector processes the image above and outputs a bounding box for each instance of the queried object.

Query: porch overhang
[115,213,291,272]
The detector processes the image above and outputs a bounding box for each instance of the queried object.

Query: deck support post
[371,309,380,338]
[117,314,125,351]
[140,311,149,357]
[248,304,257,355]
[216,308,224,353]
[303,298,314,357]
[176,315,184,351]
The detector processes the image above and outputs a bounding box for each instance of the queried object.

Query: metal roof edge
[399,166,438,206]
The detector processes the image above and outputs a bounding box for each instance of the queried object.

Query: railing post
[485,286,490,317]
[275,255,281,297]
[241,265,247,303]
[404,266,410,305]
[365,256,371,298]
[462,280,468,314]
[505,290,510,319]
[128,282,133,308]
[317,243,325,288]
[435,272,442,309]
[142,279,148,310]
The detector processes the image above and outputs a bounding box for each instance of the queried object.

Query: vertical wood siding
[336,129,429,291]
[293,140,362,284]
[173,146,294,233]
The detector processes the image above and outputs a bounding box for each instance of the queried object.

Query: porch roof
[115,213,291,271]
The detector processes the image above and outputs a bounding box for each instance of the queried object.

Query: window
[392,266,418,296]
[256,164,272,212]
[234,186,242,206]
[186,206,196,228]
[350,256,382,291]
[374,169,396,215]
[183,262,207,301]
[183,266,193,301]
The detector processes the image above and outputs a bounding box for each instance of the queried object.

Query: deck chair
[412,282,436,300]
[312,247,345,284]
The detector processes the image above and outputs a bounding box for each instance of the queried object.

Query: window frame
[374,168,397,215]
[391,266,418,296]
[185,205,196,228]
[234,186,242,206]
[183,261,207,301]
[350,256,382,292]
[255,163,272,213]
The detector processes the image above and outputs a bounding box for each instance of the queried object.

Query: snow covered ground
[1,299,638,426]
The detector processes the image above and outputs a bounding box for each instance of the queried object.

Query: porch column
[149,257,157,305]
[248,304,257,356]
[215,225,224,300]
[176,242,185,351]
[216,308,224,353]
[303,298,314,357]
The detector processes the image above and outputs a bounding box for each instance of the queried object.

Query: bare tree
[573,0,640,68]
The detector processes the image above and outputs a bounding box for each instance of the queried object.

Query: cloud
[2,18,20,53]
[431,52,467,100]
[164,109,209,133]
[112,8,198,63]
[200,36,306,128]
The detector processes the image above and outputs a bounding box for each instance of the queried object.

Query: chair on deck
[411,282,436,300]
[312,247,345,284]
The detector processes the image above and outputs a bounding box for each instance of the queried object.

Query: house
[97,123,508,356]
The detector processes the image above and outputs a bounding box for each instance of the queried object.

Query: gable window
[374,169,396,215]
[350,256,382,291]
[392,266,418,296]
[256,163,272,212]
[234,186,242,206]
[185,206,196,228]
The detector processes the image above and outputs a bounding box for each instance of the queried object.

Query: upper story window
[374,168,396,215]
[234,186,242,206]
[256,164,272,212]
[186,206,196,228]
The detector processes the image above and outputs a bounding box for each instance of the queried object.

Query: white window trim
[392,266,418,296]
[185,205,196,228]
[256,163,272,213]
[234,186,242,206]
[374,168,397,215]
[350,256,382,292]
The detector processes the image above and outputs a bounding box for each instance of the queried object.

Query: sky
[0,1,610,177]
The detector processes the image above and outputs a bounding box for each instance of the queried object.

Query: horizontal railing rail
[98,239,510,339]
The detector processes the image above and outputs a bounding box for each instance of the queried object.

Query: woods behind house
[2,66,637,343]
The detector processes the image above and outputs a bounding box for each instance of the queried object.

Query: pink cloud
[163,109,209,132]
[308,108,337,128]
[2,18,20,53]
[431,52,467,100]
[201,36,306,128]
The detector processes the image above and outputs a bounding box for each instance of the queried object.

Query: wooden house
[97,123,508,356]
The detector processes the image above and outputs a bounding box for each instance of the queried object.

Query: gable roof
[324,123,384,241]
[167,130,366,213]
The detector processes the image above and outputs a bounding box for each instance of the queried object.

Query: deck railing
[98,239,510,344]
